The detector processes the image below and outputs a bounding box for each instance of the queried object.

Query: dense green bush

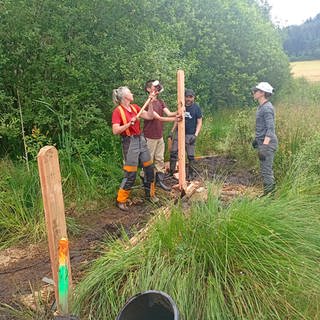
[0,0,290,158]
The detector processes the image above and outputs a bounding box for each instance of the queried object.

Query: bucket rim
[116,290,179,320]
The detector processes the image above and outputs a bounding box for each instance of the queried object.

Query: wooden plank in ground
[37,146,72,314]
[129,207,171,246]
[177,70,186,191]
[185,181,201,199]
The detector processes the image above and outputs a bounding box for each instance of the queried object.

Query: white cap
[254,82,274,94]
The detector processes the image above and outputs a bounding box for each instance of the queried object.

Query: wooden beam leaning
[37,146,72,314]
[177,70,187,191]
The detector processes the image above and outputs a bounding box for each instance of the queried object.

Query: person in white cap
[251,82,278,196]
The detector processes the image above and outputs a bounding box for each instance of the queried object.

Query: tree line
[0,0,290,159]
[281,13,320,61]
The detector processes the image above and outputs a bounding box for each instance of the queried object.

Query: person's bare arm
[154,111,179,122]
[112,122,132,135]
[195,118,202,137]
[163,107,177,117]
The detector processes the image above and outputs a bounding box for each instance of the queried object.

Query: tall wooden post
[37,146,72,314]
[177,70,187,191]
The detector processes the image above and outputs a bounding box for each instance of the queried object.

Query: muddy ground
[0,155,260,318]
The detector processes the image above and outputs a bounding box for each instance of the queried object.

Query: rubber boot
[169,160,177,176]
[156,172,171,191]
[165,160,177,180]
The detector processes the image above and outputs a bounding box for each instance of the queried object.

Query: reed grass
[0,160,45,248]
[0,151,120,249]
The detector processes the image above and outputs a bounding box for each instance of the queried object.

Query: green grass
[0,150,122,249]
[0,160,45,248]
[73,189,320,319]
[196,108,234,156]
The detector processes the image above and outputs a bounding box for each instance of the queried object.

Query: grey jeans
[258,144,276,188]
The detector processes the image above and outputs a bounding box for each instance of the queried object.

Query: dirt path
[0,155,260,317]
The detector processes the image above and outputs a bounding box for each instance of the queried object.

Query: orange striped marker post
[37,146,73,315]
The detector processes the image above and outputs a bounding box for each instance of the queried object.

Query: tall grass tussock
[74,183,320,319]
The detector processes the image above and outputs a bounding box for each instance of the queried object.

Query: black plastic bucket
[116,290,179,320]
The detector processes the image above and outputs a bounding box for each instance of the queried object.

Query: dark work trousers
[170,134,196,178]
[258,144,276,192]
[170,134,196,163]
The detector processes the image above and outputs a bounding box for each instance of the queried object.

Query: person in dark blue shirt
[168,89,203,180]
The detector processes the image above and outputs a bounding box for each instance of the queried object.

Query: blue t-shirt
[185,103,202,135]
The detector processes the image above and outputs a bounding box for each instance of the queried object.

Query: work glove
[258,144,268,161]
[189,134,197,145]
[251,139,258,149]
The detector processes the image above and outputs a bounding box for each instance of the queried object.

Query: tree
[0,0,290,157]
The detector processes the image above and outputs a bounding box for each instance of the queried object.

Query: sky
[267,0,320,26]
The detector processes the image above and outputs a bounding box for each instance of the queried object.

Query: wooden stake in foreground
[177,70,187,191]
[37,146,72,314]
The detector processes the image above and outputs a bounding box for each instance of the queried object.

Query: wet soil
[0,155,260,318]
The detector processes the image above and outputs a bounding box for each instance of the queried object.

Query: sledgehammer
[136,80,163,119]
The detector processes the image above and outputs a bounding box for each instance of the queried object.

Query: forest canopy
[281,13,320,61]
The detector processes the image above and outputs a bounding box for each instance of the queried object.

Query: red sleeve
[112,107,122,125]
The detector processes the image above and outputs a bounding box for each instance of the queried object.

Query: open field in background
[290,60,320,81]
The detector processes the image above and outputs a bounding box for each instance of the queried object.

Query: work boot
[156,172,171,191]
[116,201,129,211]
[169,160,177,176]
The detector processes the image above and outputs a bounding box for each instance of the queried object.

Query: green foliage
[273,81,320,181]
[196,110,233,156]
[279,131,320,196]
[0,147,122,249]
[74,189,320,319]
[0,0,290,158]
[276,78,320,107]
[224,108,257,167]
[0,160,45,248]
